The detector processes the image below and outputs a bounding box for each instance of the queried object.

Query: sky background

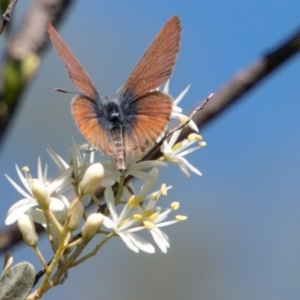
[1,1,300,299]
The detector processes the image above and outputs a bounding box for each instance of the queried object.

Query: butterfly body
[47,16,181,170]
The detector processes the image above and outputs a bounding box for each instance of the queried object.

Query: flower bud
[81,213,104,240]
[68,201,84,231]
[18,214,38,247]
[79,163,104,195]
[31,179,50,209]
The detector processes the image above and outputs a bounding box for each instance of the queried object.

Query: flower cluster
[4,82,207,299]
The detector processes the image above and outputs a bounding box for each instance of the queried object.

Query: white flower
[101,187,155,253]
[5,158,72,225]
[48,142,97,206]
[134,184,178,253]
[162,81,198,132]
[69,141,95,180]
[101,156,167,187]
[101,175,181,253]
[47,141,94,179]
[160,129,205,177]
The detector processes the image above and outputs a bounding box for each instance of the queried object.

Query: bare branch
[185,24,300,135]
[0,0,18,35]
[0,0,74,147]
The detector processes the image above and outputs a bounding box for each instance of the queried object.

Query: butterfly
[47,16,181,170]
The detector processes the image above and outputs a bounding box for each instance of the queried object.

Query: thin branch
[0,0,74,147]
[0,0,18,35]
[183,24,300,136]
[1,23,300,254]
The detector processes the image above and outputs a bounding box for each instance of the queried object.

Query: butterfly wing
[122,91,172,153]
[120,16,181,101]
[71,95,115,155]
[120,16,181,153]
[47,23,113,154]
[47,22,99,99]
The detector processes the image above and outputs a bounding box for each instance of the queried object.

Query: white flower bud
[81,213,104,240]
[79,163,104,195]
[18,214,38,247]
[68,201,84,231]
[31,179,50,209]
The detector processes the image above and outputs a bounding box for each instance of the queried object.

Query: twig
[0,0,74,147]
[34,258,53,287]
[166,93,213,137]
[0,0,18,35]
[180,24,300,138]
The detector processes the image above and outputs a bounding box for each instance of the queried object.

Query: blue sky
[1,1,300,299]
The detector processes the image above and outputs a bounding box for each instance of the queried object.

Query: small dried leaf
[2,252,13,275]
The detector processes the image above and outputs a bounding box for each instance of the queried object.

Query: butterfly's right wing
[122,91,172,153]
[120,16,181,153]
[120,16,181,101]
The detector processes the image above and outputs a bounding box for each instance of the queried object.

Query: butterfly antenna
[55,88,79,95]
[114,85,123,97]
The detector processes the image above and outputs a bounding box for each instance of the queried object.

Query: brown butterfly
[47,16,181,170]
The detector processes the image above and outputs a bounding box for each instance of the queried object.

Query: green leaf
[0,262,35,300]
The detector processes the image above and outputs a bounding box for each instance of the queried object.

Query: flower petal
[173,84,190,106]
[47,147,69,170]
[118,232,139,253]
[5,200,37,225]
[5,174,33,200]
[149,227,170,253]
[127,232,155,253]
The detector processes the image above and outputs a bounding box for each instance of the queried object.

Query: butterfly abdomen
[110,126,125,170]
[105,101,126,170]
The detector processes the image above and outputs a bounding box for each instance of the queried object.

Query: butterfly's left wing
[48,23,113,155]
[71,95,116,155]
[47,23,99,100]
[122,91,172,153]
